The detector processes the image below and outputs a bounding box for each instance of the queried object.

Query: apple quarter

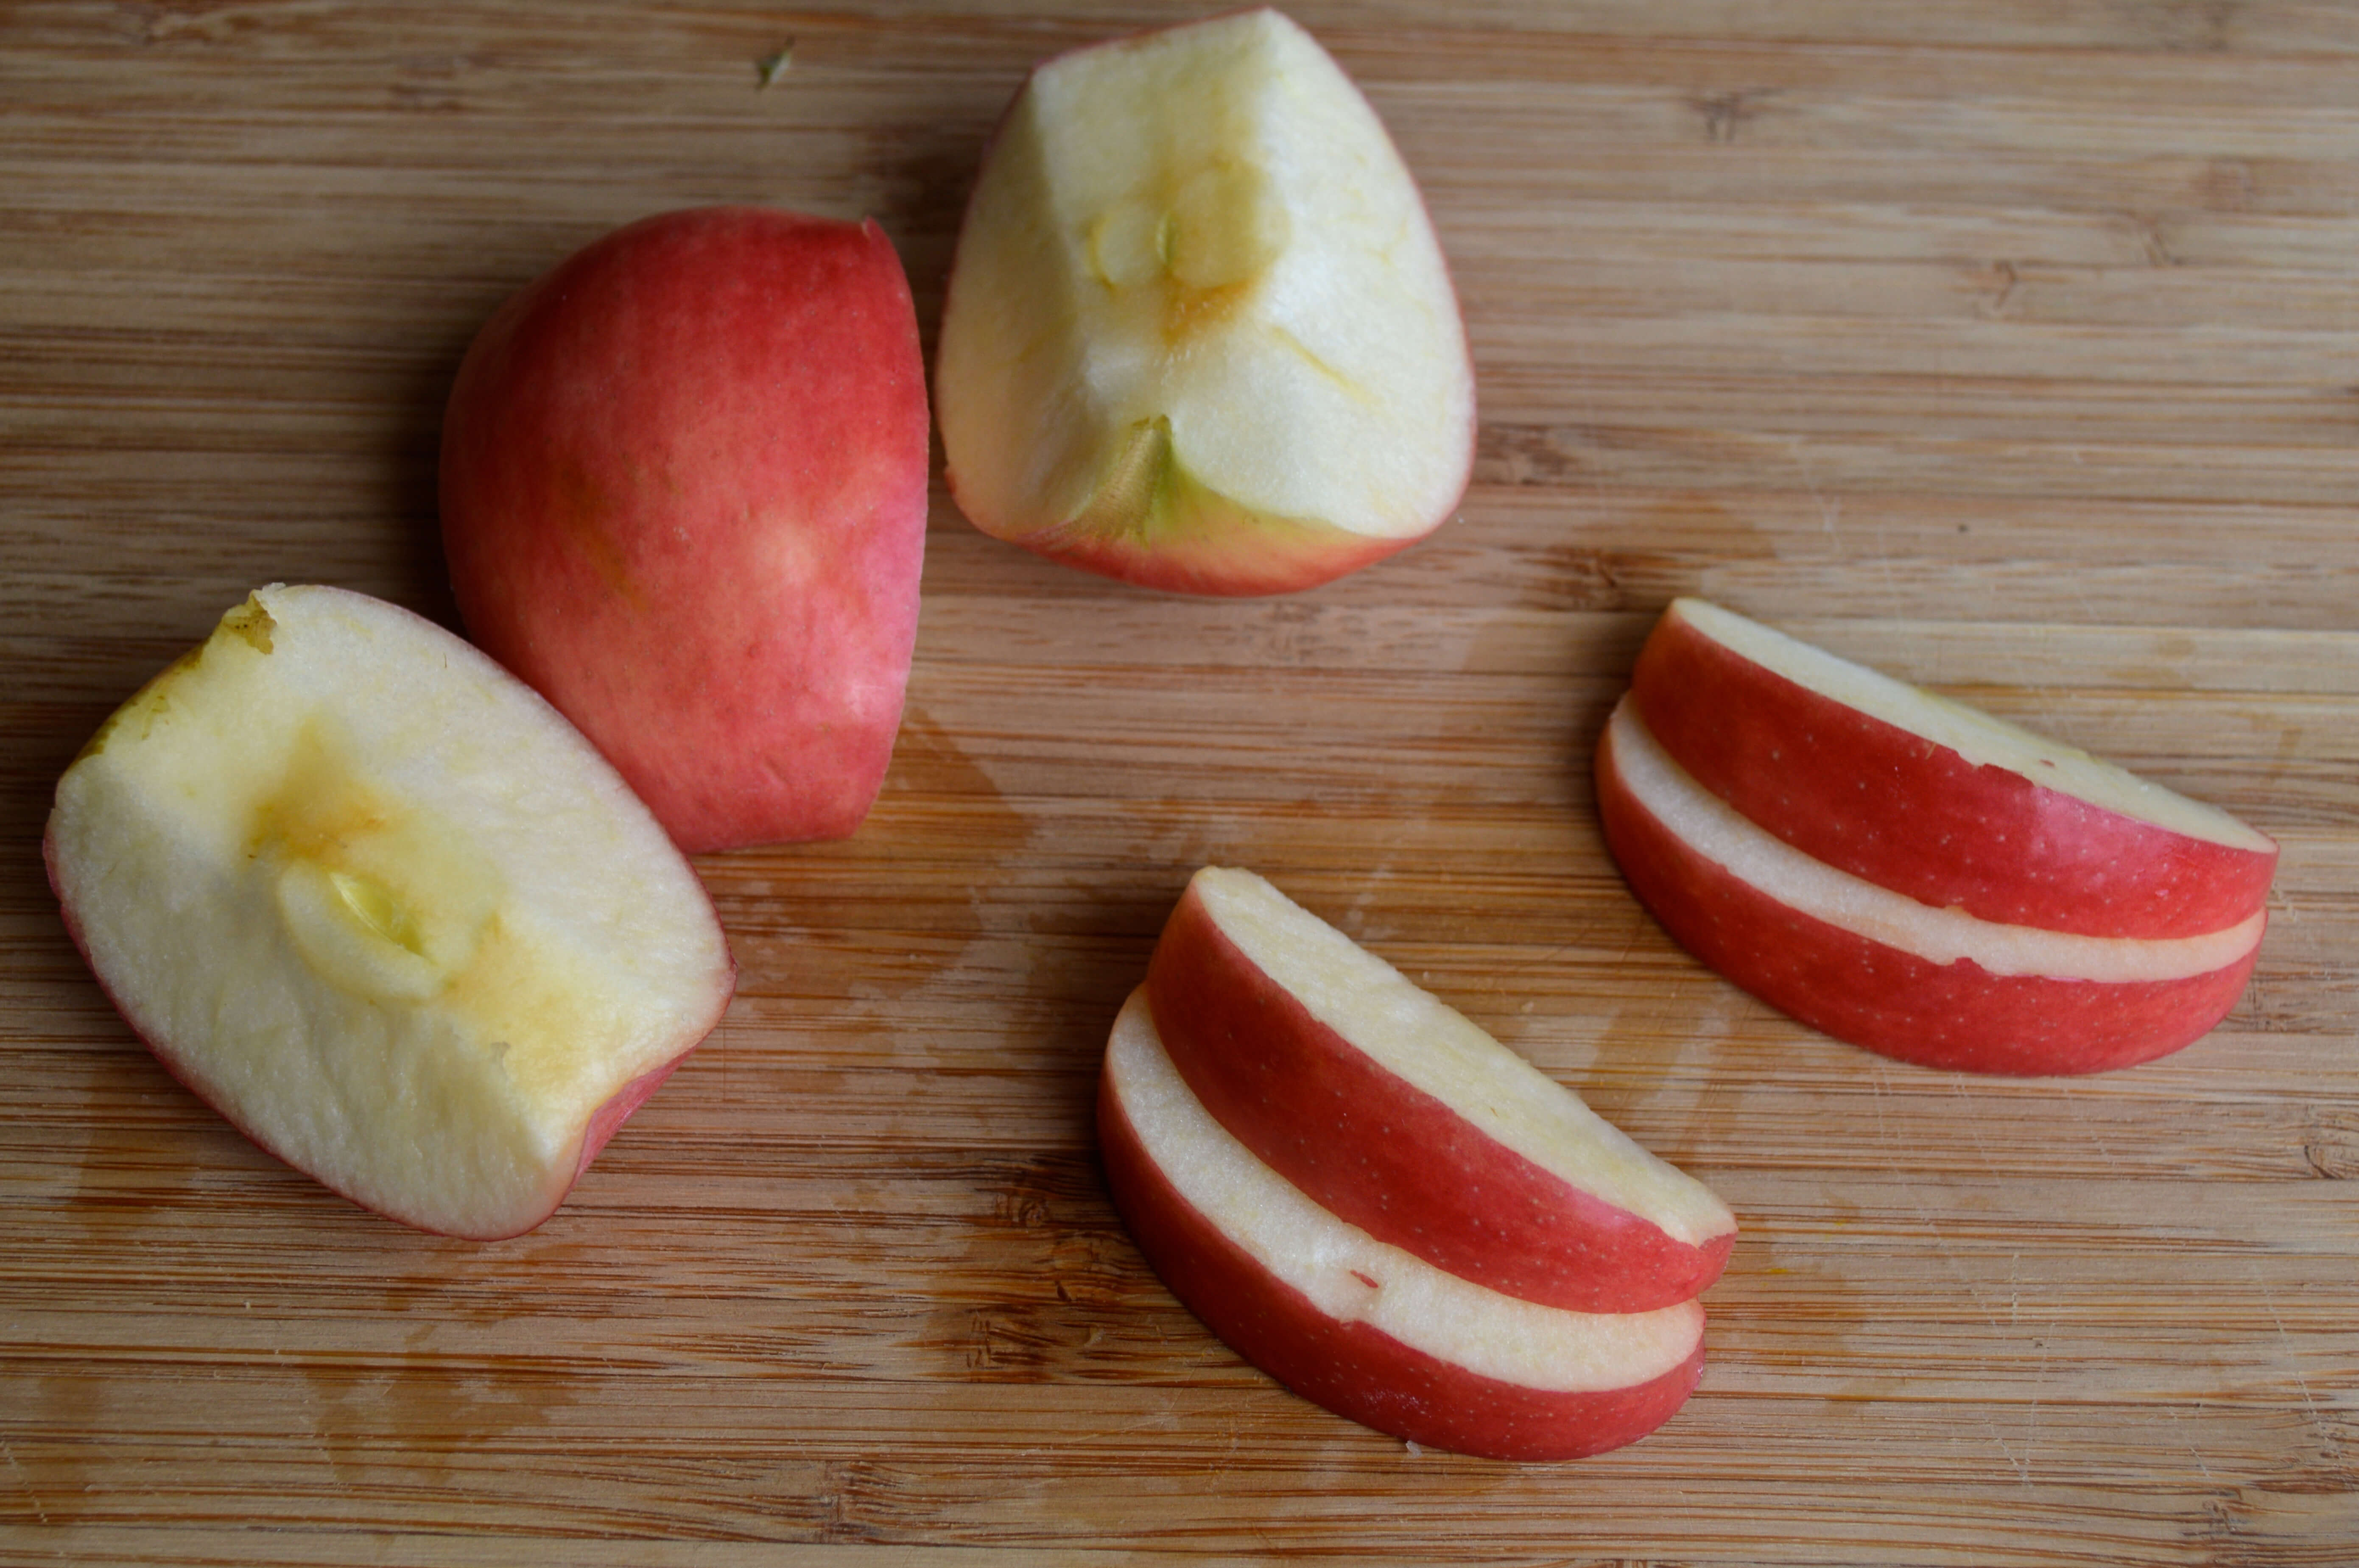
[1597,697,2265,1076]
[1632,597,2278,939]
[441,204,931,854]
[1146,866,1736,1313]
[45,585,736,1239]
[934,8,1475,595]
[1100,990,1708,1462]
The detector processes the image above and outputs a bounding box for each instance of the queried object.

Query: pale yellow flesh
[1606,699,2266,981]
[1189,866,1736,1249]
[47,585,733,1237]
[1671,598,2275,851]
[936,8,1473,544]
[1107,990,1704,1391]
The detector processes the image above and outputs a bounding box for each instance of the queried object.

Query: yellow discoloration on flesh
[76,593,277,764]
[1084,155,1286,347]
[254,725,500,1004]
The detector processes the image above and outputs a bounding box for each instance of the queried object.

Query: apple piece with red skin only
[1100,990,1708,1462]
[1145,867,1736,1312]
[44,585,736,1238]
[1596,697,2266,1076]
[934,8,1475,596]
[441,204,929,854]
[1632,597,2278,939]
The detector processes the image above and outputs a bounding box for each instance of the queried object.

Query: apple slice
[1597,697,2266,1076]
[1146,866,1736,1312]
[1632,597,2278,938]
[1101,990,1707,1462]
[934,8,1475,595]
[44,585,736,1238]
[441,204,930,854]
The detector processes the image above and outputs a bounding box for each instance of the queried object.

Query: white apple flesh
[1146,866,1736,1312]
[1598,697,2266,1075]
[1100,990,1708,1462]
[44,585,736,1238]
[934,8,1475,595]
[1632,598,2278,938]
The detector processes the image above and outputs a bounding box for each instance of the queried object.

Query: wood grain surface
[5,3,2357,1563]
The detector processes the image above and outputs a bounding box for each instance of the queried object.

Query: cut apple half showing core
[45,585,736,1237]
[1599,697,2265,1075]
[1147,866,1736,1312]
[1632,598,2278,938]
[1101,990,1708,1462]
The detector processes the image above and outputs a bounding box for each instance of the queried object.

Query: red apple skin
[441,205,930,854]
[1595,719,2264,1077]
[1098,1072,1707,1462]
[1145,883,1732,1312]
[44,826,729,1242]
[1632,604,2278,940]
[1005,508,1428,599]
[573,1056,691,1183]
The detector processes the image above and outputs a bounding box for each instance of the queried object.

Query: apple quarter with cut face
[1597,696,2266,1076]
[1100,989,1708,1462]
[44,585,736,1239]
[934,8,1475,595]
[1631,597,2278,939]
[1145,866,1736,1312]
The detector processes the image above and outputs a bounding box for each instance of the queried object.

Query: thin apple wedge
[1632,597,2278,938]
[1146,866,1736,1312]
[1597,695,2266,1076]
[45,585,736,1238]
[1101,990,1708,1462]
[935,8,1474,595]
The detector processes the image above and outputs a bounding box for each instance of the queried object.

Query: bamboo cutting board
[4,3,2357,1563]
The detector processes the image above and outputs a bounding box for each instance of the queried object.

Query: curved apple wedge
[1632,597,2278,938]
[935,8,1475,595]
[44,585,736,1238]
[1597,697,2265,1076]
[1101,990,1708,1462]
[1146,867,1736,1312]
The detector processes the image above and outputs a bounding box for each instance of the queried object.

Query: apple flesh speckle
[1100,990,1708,1462]
[45,585,736,1238]
[934,8,1475,595]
